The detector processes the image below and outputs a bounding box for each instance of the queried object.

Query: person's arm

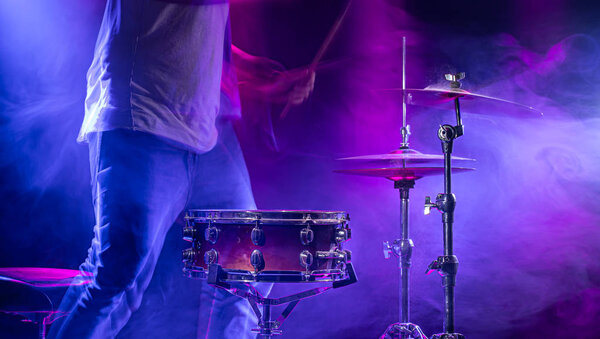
[230,45,315,105]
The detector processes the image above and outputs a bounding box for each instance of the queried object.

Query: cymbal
[379,87,542,116]
[334,166,474,181]
[337,148,474,163]
[0,267,93,288]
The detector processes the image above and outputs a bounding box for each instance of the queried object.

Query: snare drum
[182,210,352,283]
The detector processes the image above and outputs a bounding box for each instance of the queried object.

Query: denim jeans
[49,120,264,338]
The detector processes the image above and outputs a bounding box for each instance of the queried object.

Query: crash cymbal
[0,267,92,288]
[379,87,542,116]
[337,148,474,163]
[334,166,474,181]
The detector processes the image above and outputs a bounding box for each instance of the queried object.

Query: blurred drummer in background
[48,0,314,338]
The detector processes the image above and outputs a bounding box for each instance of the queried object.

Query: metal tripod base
[431,333,465,339]
[380,322,428,339]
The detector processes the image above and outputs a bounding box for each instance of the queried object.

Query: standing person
[48,0,314,338]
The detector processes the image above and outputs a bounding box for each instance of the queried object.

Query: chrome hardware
[342,249,352,262]
[316,250,348,264]
[183,226,196,241]
[335,228,350,243]
[300,227,314,245]
[204,249,218,265]
[424,196,438,215]
[299,250,314,269]
[204,226,219,244]
[251,226,265,246]
[182,248,197,261]
[445,72,465,88]
[383,241,393,259]
[251,249,265,272]
[383,239,414,269]
[424,194,451,215]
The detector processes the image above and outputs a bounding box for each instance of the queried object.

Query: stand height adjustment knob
[424,196,438,215]
[383,241,393,259]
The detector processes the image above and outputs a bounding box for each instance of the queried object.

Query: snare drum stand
[423,73,466,339]
[207,263,357,338]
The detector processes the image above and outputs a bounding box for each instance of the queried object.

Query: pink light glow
[0,267,93,287]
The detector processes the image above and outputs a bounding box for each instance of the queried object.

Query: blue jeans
[49,121,263,338]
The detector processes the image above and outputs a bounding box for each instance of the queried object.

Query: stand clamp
[424,194,456,216]
[426,256,459,282]
[383,239,414,269]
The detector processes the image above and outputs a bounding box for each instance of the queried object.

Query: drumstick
[280,0,352,119]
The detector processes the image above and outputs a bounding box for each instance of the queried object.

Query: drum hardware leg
[381,180,426,339]
[206,263,357,337]
[424,79,465,338]
[381,322,428,339]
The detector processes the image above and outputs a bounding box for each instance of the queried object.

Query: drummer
[48,1,314,338]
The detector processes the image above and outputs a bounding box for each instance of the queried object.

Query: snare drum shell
[184,210,349,274]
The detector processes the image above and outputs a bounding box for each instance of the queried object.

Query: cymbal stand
[381,38,427,338]
[423,73,466,339]
[382,179,428,339]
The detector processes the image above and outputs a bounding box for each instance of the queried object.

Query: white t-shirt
[80,0,237,153]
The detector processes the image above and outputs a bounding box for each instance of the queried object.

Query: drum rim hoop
[185,209,349,224]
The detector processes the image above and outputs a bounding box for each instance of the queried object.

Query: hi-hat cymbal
[337,148,474,163]
[379,87,542,116]
[334,166,474,181]
[0,267,93,288]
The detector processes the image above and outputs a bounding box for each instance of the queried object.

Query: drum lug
[334,228,351,243]
[343,249,352,262]
[300,227,314,245]
[182,248,197,262]
[183,226,197,241]
[251,226,266,246]
[251,249,266,272]
[316,249,349,265]
[204,249,219,265]
[299,250,314,269]
[204,225,219,244]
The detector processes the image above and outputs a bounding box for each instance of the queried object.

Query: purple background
[1,0,599,338]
